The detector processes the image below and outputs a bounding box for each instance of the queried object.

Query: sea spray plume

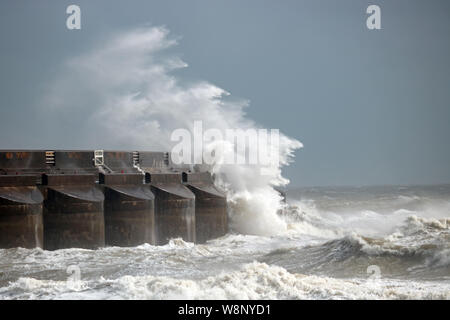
[42,26,302,236]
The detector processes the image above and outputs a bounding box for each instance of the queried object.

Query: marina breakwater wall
[0,150,228,250]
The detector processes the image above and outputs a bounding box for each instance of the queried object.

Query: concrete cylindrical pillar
[0,175,44,249]
[146,173,196,245]
[100,173,156,246]
[183,172,228,243]
[42,174,105,250]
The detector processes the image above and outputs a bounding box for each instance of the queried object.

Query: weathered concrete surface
[138,152,168,173]
[42,173,105,250]
[146,172,196,245]
[0,151,46,173]
[0,150,227,249]
[100,173,155,246]
[49,150,97,174]
[103,151,139,173]
[0,175,44,248]
[183,172,228,243]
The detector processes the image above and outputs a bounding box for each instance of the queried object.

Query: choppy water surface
[0,185,449,299]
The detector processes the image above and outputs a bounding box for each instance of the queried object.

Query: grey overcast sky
[1,0,449,187]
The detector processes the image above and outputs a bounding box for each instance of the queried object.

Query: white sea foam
[1,207,449,300]
[1,262,449,300]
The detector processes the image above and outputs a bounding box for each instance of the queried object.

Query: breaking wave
[41,25,301,237]
[1,202,449,300]
[265,195,450,281]
[1,262,448,300]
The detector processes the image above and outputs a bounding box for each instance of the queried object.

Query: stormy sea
[0,184,448,300]
[1,26,448,300]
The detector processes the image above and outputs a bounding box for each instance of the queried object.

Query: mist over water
[1,27,448,300]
